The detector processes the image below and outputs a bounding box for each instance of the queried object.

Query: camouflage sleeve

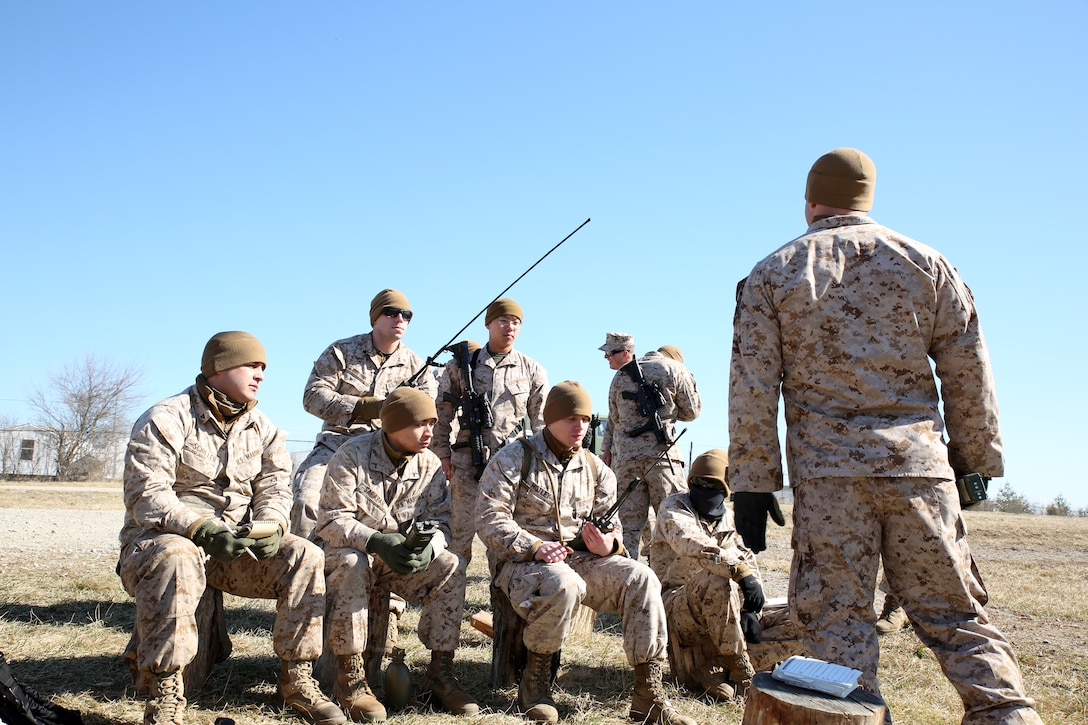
[527,360,548,435]
[302,343,358,429]
[248,423,292,531]
[602,376,617,456]
[655,496,739,580]
[476,445,542,562]
[316,444,373,552]
[123,410,205,537]
[930,260,1004,477]
[728,272,785,493]
[671,363,701,423]
[432,362,460,460]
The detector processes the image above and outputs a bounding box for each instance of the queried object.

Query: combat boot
[876,594,910,635]
[144,669,186,725]
[692,667,735,702]
[518,650,559,724]
[333,653,387,722]
[280,659,347,725]
[423,650,479,715]
[630,660,696,725]
[722,652,755,699]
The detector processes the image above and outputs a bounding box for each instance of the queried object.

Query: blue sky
[2,2,1085,507]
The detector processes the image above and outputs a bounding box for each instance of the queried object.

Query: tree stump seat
[741,671,888,724]
[314,580,391,690]
[125,586,231,695]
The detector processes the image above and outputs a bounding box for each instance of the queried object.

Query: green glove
[247,524,283,560]
[366,532,416,574]
[352,396,384,421]
[191,520,256,562]
[406,542,435,574]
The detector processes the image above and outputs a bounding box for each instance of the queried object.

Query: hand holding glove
[366,532,417,575]
[191,520,256,562]
[245,524,283,560]
[731,492,785,553]
[407,542,435,574]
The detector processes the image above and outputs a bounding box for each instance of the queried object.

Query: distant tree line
[980,482,1087,517]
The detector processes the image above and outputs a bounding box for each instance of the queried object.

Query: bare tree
[27,355,144,481]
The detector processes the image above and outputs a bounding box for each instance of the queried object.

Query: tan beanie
[805,147,876,212]
[201,331,266,377]
[544,380,593,425]
[369,288,412,326]
[657,345,684,363]
[380,387,437,432]
[486,298,524,325]
[688,448,729,491]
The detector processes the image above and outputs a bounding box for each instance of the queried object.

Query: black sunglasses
[381,307,413,321]
[606,349,625,357]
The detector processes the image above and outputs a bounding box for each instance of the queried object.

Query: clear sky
[3,2,1085,507]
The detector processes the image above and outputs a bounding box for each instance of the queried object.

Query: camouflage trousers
[662,571,745,657]
[118,531,325,674]
[324,547,466,655]
[289,441,338,540]
[447,449,484,565]
[613,455,686,558]
[496,551,667,664]
[791,477,1041,725]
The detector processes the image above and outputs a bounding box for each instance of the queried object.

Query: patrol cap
[370,288,412,326]
[688,448,728,491]
[380,387,438,433]
[657,345,683,363]
[598,332,635,353]
[486,298,523,325]
[201,331,266,377]
[805,147,876,212]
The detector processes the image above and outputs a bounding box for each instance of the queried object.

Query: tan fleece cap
[380,387,437,432]
[805,147,876,212]
[201,331,266,377]
[689,448,728,490]
[657,345,683,363]
[544,380,593,424]
[370,288,412,326]
[486,298,523,325]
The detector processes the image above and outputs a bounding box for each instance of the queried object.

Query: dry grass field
[1,483,1085,724]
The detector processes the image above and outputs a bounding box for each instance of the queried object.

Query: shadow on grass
[0,599,276,637]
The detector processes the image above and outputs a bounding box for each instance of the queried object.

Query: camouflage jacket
[120,385,292,547]
[729,215,1003,493]
[432,347,548,461]
[476,434,617,563]
[650,492,761,591]
[316,429,450,556]
[603,351,700,463]
[302,332,438,448]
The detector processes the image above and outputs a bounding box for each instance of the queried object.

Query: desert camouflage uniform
[476,433,667,664]
[434,347,548,562]
[317,430,463,654]
[292,332,438,539]
[650,492,759,661]
[729,215,1039,724]
[604,350,700,556]
[118,386,325,675]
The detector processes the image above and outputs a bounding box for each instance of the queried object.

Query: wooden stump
[125,587,231,695]
[489,581,561,688]
[665,609,721,692]
[315,583,390,690]
[741,672,887,725]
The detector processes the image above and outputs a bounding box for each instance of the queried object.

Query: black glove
[732,492,785,553]
[247,525,283,560]
[737,574,765,613]
[366,532,416,575]
[740,611,763,644]
[191,520,256,562]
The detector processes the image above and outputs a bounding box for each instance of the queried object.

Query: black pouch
[956,472,988,508]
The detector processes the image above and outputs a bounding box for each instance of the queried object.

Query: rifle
[400,218,591,389]
[620,359,668,444]
[442,341,494,481]
[568,428,687,551]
